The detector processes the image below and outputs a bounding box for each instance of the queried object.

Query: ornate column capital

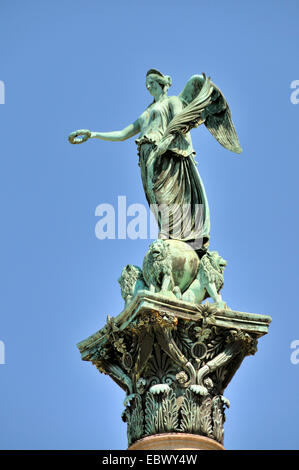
[77,292,271,448]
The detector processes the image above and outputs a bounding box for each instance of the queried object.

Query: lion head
[147,239,170,262]
[118,264,144,299]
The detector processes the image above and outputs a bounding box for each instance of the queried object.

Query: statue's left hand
[68,129,91,144]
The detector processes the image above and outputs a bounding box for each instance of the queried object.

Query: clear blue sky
[0,0,298,450]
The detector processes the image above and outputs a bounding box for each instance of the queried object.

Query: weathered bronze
[77,292,271,447]
[72,70,271,449]
[69,70,242,251]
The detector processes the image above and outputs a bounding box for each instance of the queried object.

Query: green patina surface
[69,70,242,249]
[77,293,271,447]
[71,69,271,448]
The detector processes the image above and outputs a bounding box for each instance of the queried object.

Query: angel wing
[163,74,242,154]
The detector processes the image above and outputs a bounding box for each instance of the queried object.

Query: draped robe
[136,95,210,251]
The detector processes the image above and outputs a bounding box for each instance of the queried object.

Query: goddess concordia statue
[69,69,242,254]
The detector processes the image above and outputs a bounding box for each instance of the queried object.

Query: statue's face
[146,75,163,97]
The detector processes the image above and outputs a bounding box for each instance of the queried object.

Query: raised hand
[68,129,92,144]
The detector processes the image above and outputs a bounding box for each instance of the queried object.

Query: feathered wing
[203,80,242,154]
[163,74,242,154]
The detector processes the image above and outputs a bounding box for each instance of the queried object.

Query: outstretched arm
[90,119,140,142]
[69,119,141,145]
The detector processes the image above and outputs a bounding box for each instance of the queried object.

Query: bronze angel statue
[69,69,242,254]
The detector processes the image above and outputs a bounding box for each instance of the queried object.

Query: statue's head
[146,69,172,97]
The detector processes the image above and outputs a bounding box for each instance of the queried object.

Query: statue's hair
[146,68,164,78]
[146,68,172,89]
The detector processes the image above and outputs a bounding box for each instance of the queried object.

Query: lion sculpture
[177,251,227,308]
[118,241,227,309]
[142,239,204,295]
[142,239,174,293]
[118,265,146,307]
